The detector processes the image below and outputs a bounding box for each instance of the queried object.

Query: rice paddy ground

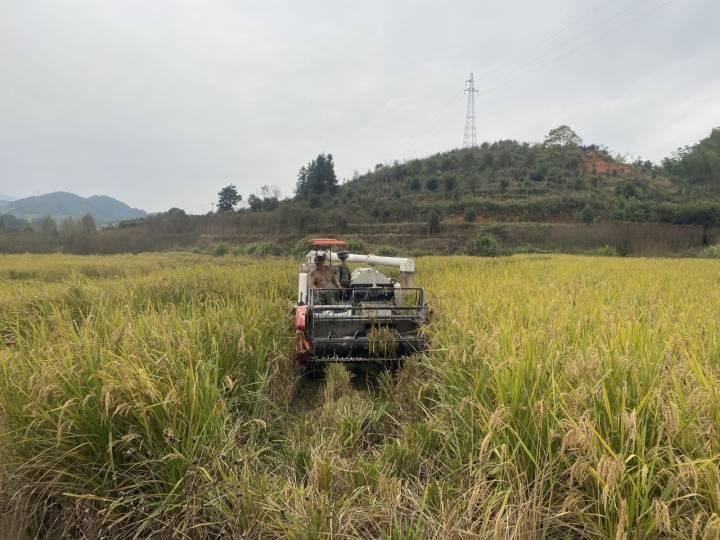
[1,252,719,539]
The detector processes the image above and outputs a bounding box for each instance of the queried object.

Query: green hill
[272,126,720,229]
[0,191,146,224]
[3,126,720,256]
[663,127,720,185]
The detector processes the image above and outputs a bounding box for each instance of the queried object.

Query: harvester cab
[293,238,429,366]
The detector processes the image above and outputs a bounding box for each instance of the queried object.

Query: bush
[577,205,595,223]
[511,245,552,254]
[463,208,477,223]
[589,244,619,257]
[428,211,441,235]
[465,234,501,257]
[244,241,284,257]
[700,244,720,259]
[290,239,312,257]
[212,242,229,257]
[346,239,365,253]
[377,245,399,257]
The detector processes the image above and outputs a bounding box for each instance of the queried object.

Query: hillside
[275,129,719,230]
[663,126,720,184]
[0,194,15,202]
[0,191,146,224]
[3,127,720,256]
[326,144,670,224]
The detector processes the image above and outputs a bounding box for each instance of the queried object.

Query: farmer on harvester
[308,253,341,304]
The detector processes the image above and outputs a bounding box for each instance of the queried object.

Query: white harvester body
[293,239,428,365]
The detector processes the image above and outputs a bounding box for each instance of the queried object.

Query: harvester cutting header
[293,239,429,366]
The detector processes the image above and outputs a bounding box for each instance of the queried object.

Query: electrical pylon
[463,73,478,148]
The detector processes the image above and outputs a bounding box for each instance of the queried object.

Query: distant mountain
[0,194,16,202]
[0,192,146,224]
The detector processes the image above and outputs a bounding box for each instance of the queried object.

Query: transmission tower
[463,73,478,148]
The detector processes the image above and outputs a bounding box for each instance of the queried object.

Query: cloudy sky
[1,0,718,213]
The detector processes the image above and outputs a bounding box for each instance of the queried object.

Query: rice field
[1,252,720,539]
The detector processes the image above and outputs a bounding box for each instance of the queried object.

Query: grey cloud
[1,0,718,213]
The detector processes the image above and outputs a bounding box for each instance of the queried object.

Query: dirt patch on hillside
[582,151,633,176]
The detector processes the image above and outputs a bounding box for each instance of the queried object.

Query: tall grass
[1,253,719,538]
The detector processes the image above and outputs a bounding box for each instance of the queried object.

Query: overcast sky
[1,0,718,213]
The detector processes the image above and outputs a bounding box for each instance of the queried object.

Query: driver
[335,250,352,288]
[308,254,341,304]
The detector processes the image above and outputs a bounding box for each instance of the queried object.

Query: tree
[578,205,595,223]
[428,211,441,235]
[249,185,281,212]
[444,176,457,193]
[544,125,582,148]
[164,208,191,233]
[260,184,282,200]
[409,178,421,191]
[295,154,338,198]
[217,185,241,213]
[664,127,720,185]
[466,234,501,256]
[59,217,77,239]
[466,175,479,194]
[460,151,477,173]
[38,216,57,236]
[544,125,583,172]
[296,166,308,196]
[247,194,262,212]
[80,214,96,234]
[426,178,439,192]
[464,208,477,223]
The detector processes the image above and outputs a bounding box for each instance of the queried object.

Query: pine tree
[217,185,241,213]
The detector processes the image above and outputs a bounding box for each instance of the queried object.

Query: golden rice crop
[1,252,719,538]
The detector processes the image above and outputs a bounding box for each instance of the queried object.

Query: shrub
[463,208,478,223]
[577,205,595,223]
[511,245,552,254]
[377,245,399,257]
[700,244,720,259]
[291,239,311,257]
[590,244,619,257]
[212,242,229,256]
[465,234,501,257]
[244,241,284,257]
[428,211,441,235]
[346,239,365,253]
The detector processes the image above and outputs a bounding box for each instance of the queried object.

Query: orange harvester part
[295,305,307,331]
[309,238,347,248]
[296,331,311,358]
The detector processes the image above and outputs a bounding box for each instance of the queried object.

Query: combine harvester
[293,239,429,368]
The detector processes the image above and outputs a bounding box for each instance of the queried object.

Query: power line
[362,0,673,172]
[378,92,464,162]
[475,0,674,97]
[397,1,672,160]
[472,0,624,86]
